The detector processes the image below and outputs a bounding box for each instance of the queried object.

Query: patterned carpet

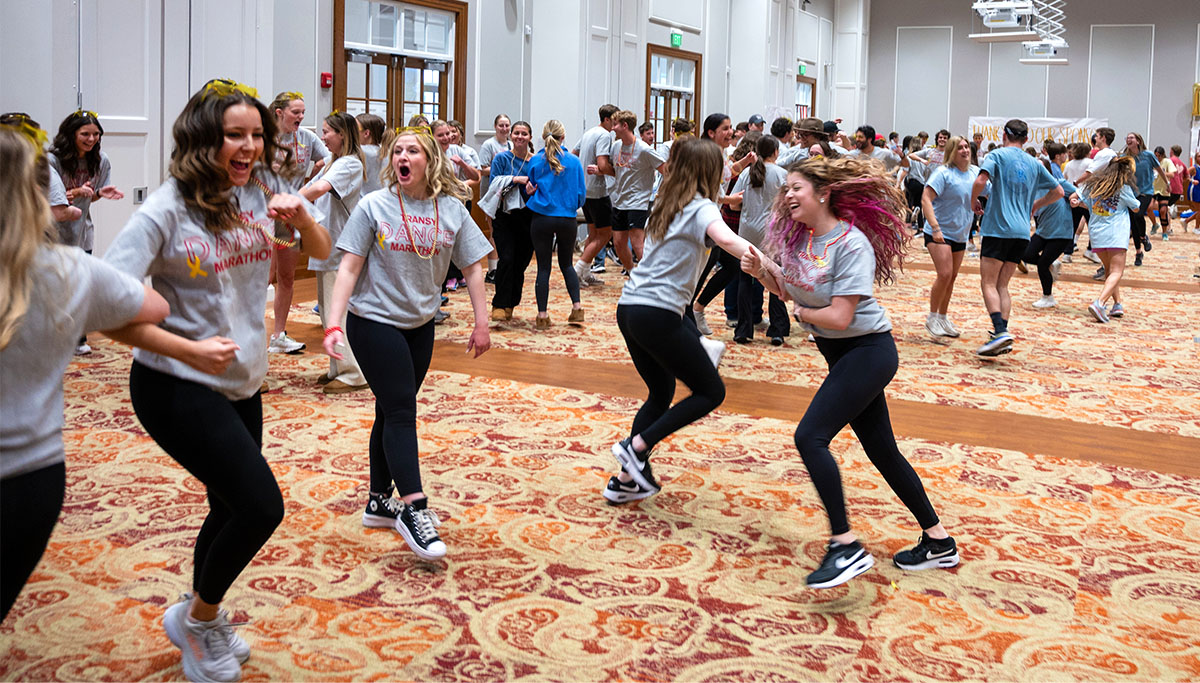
[1,230,1198,681]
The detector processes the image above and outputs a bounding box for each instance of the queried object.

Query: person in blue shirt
[920,135,980,338]
[1022,142,1076,309]
[1068,157,1139,323]
[513,120,586,329]
[969,119,1063,358]
[487,120,535,322]
[1123,132,1169,266]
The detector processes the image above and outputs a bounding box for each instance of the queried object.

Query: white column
[833,0,869,129]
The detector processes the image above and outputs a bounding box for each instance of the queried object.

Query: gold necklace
[802,224,852,268]
[237,177,298,248]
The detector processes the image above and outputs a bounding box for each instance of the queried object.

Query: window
[645,45,702,147]
[344,0,454,59]
[795,75,816,120]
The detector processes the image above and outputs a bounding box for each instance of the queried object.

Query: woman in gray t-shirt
[323,129,493,563]
[750,155,960,591]
[0,126,165,620]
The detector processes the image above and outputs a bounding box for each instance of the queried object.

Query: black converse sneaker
[806,540,875,589]
[397,498,447,560]
[602,475,657,504]
[362,488,403,528]
[892,533,960,571]
[612,438,660,493]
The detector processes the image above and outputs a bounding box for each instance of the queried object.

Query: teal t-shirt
[1132,150,1159,196]
[978,147,1059,240]
[1034,178,1077,240]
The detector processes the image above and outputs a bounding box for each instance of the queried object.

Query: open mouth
[230,159,252,174]
[398,164,411,180]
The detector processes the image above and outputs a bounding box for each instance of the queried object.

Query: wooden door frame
[796,74,817,119]
[333,0,467,126]
[644,44,703,139]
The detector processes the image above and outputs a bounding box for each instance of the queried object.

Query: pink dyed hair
[766,157,908,285]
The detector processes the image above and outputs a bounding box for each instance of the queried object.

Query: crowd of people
[1,81,1197,682]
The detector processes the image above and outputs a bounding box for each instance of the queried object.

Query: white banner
[967,117,1109,148]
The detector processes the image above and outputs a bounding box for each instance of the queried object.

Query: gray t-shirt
[49,151,111,251]
[619,195,723,315]
[573,125,614,198]
[780,223,892,339]
[361,144,383,195]
[478,137,512,193]
[847,145,901,171]
[305,155,364,272]
[48,165,68,207]
[610,138,665,210]
[777,145,810,167]
[277,127,328,190]
[337,189,493,328]
[1,247,144,479]
[732,163,787,248]
[104,171,317,400]
[446,144,480,182]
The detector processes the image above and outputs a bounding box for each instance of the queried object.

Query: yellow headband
[0,118,49,153]
[283,91,304,101]
[204,79,259,100]
[74,109,99,120]
[395,125,433,139]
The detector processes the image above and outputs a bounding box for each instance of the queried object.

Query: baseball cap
[748,114,765,125]
[823,120,841,135]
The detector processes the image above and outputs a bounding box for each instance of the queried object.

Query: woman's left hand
[267,193,309,225]
[98,185,124,200]
[467,325,491,358]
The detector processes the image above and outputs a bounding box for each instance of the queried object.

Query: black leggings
[794,332,939,536]
[1,462,65,619]
[617,304,726,449]
[347,312,436,497]
[529,213,581,312]
[129,361,282,605]
[1022,234,1073,295]
[691,244,740,310]
[905,178,926,229]
[736,269,789,340]
[1131,195,1152,249]
[491,208,534,309]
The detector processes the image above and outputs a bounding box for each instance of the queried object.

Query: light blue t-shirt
[923,164,981,244]
[1077,184,1139,249]
[1132,150,1159,196]
[979,146,1059,240]
[1034,178,1077,240]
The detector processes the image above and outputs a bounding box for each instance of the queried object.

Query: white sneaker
[74,342,92,355]
[1083,249,1101,264]
[177,593,249,664]
[938,315,961,337]
[1060,254,1072,264]
[1032,295,1057,309]
[573,261,590,288]
[693,309,713,336]
[163,601,242,682]
[583,269,603,286]
[698,336,726,368]
[1050,260,1061,282]
[924,314,945,337]
[268,332,305,354]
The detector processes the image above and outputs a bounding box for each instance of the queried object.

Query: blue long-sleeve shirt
[524,149,586,218]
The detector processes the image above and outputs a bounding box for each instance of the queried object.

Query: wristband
[323,326,343,338]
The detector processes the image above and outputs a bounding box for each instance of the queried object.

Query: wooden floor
[282,276,1200,479]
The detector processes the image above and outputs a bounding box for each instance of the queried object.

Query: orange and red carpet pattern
[1,230,1198,681]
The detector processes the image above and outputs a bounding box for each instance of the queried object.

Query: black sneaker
[362,488,402,528]
[806,540,875,589]
[892,533,960,571]
[397,498,447,560]
[485,270,496,284]
[1134,253,1143,267]
[602,476,657,504]
[1142,237,1152,252]
[611,438,660,493]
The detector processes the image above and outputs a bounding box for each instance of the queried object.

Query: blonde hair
[541,120,566,174]
[380,132,469,202]
[644,138,723,243]
[0,129,56,349]
[1087,156,1136,201]
[943,135,969,170]
[324,111,368,183]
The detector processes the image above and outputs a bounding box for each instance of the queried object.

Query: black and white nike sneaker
[602,475,657,504]
[612,438,660,493]
[806,540,875,589]
[892,533,960,570]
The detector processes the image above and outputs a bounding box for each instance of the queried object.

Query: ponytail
[542,120,566,174]
[749,135,779,188]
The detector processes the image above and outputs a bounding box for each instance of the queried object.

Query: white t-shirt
[619,195,723,315]
[610,138,666,210]
[337,189,493,329]
[1086,148,1117,178]
[361,144,383,195]
[305,155,364,272]
[1063,159,1089,184]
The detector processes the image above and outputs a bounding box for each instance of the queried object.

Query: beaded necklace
[236,177,297,249]
[801,224,852,268]
[396,190,440,260]
[614,141,636,168]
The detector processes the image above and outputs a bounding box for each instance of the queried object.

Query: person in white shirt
[608,110,667,272]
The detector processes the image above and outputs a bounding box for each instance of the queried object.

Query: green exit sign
[670,32,682,47]
[798,63,807,76]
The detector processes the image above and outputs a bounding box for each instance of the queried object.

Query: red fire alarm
[320,72,333,88]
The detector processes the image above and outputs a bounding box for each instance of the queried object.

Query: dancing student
[969,119,1062,358]
[513,120,586,329]
[745,155,959,589]
[921,135,981,337]
[1163,145,1188,238]
[1062,142,1092,262]
[0,125,167,621]
[571,104,618,288]
[268,91,328,355]
[1,112,83,225]
[1023,143,1077,309]
[609,110,667,272]
[846,124,901,170]
[690,132,758,335]
[1184,149,1200,233]
[104,79,330,682]
[356,113,386,194]
[1068,157,1139,323]
[901,129,950,231]
[732,134,789,345]
[322,127,491,559]
[302,112,368,394]
[487,120,535,321]
[1123,132,1168,266]
[49,109,125,355]
[477,113,514,280]
[607,137,771,503]
[1150,146,1177,238]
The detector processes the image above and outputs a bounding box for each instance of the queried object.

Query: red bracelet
[323,326,343,337]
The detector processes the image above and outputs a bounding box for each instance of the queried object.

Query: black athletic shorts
[581,197,613,229]
[612,208,648,232]
[980,236,1028,263]
[923,232,966,252]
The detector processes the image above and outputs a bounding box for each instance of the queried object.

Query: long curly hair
[767,156,908,284]
[380,131,469,202]
[169,80,288,233]
[1087,156,1136,201]
[50,110,104,182]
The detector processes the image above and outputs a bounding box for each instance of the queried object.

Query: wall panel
[894,26,951,134]
[987,41,1047,118]
[1087,25,1153,137]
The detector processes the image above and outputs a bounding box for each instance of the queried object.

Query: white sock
[488,258,497,270]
